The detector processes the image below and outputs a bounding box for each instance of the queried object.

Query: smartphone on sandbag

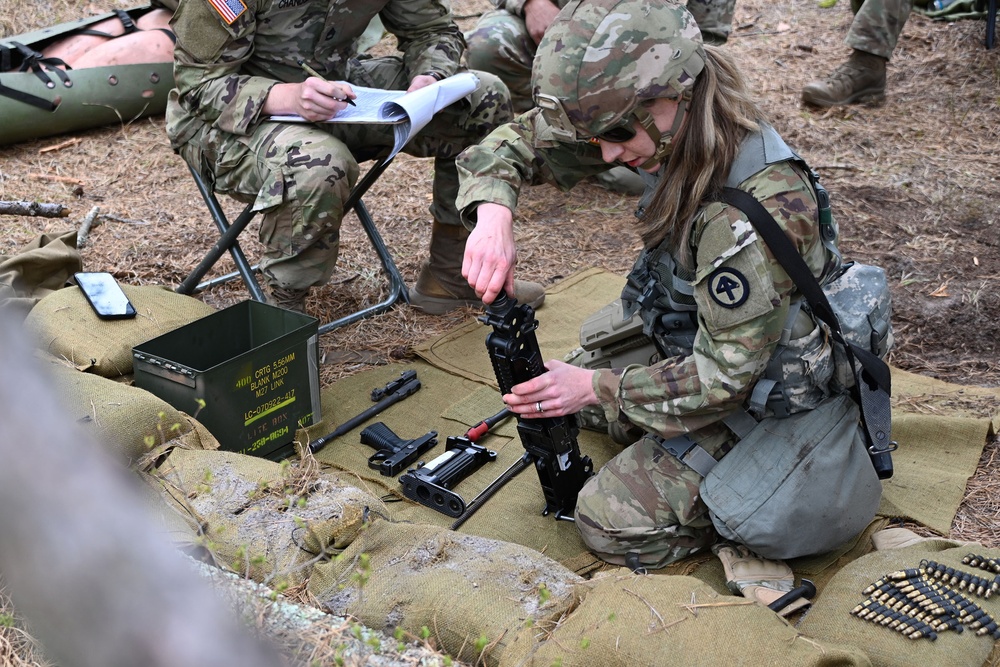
[74,272,136,320]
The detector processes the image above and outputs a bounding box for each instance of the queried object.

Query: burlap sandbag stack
[23,282,220,467]
[306,520,586,667]
[151,448,386,588]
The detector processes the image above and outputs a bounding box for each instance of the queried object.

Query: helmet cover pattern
[532,0,706,140]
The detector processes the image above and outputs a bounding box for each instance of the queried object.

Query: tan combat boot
[263,283,310,313]
[409,221,546,315]
[801,49,886,107]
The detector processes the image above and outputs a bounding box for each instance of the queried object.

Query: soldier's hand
[295,78,355,121]
[263,80,355,122]
[407,74,438,92]
[463,203,516,305]
[713,543,810,616]
[524,0,561,44]
[503,360,598,419]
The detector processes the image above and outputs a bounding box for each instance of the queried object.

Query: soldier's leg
[412,71,548,312]
[846,0,914,58]
[575,434,719,569]
[201,122,360,309]
[686,0,737,45]
[802,0,913,106]
[464,9,537,114]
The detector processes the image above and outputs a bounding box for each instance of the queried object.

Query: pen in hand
[296,58,356,106]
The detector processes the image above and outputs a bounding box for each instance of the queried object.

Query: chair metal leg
[318,197,409,334]
[176,164,264,302]
[179,154,407,331]
[988,0,997,49]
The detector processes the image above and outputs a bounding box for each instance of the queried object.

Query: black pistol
[359,422,438,477]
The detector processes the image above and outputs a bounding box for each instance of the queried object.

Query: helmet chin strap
[633,99,687,171]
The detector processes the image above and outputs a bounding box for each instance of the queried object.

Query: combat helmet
[531,0,706,167]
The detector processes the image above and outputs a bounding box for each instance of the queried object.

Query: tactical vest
[620,124,840,419]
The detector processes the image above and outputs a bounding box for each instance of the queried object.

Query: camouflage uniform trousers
[847,0,914,59]
[574,424,735,569]
[465,0,737,112]
[176,59,511,290]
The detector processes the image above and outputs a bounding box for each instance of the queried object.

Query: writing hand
[262,79,356,121]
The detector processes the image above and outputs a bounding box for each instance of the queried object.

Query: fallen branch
[38,138,81,154]
[77,206,102,249]
[100,213,150,226]
[0,200,70,218]
[28,173,86,186]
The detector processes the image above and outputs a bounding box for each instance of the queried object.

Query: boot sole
[407,287,483,315]
[802,86,886,108]
[408,287,546,315]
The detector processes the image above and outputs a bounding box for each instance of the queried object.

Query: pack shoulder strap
[720,186,895,479]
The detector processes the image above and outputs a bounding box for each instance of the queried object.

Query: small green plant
[0,613,15,628]
[474,634,489,654]
[350,552,372,588]
[538,582,551,606]
[580,637,591,649]
[419,626,431,640]
[443,657,452,667]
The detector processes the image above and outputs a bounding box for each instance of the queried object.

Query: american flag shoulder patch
[208,0,247,24]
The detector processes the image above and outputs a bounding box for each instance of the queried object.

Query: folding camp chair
[175,150,408,334]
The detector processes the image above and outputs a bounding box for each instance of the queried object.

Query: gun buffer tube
[399,436,498,518]
[360,422,438,477]
[481,290,594,521]
[309,370,421,455]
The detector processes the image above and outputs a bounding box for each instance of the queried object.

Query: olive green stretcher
[0,4,174,146]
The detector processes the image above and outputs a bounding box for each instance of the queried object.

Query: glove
[713,543,810,616]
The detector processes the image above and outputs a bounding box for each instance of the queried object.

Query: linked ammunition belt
[851,554,1000,641]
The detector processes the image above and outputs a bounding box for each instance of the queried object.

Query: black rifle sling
[720,187,894,477]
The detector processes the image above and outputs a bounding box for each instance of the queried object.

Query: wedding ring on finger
[536,401,544,413]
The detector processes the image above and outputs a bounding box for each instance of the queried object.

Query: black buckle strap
[0,77,58,111]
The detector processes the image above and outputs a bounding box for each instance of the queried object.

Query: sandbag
[520,572,872,667]
[152,448,386,588]
[307,520,585,667]
[0,230,81,321]
[39,354,214,468]
[25,283,215,377]
[798,539,1000,667]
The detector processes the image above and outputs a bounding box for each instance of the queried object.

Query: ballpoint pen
[296,58,356,106]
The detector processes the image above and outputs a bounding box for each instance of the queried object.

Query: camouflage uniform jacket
[166,0,464,148]
[492,0,573,18]
[456,113,837,442]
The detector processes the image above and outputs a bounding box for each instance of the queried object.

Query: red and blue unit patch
[208,0,247,24]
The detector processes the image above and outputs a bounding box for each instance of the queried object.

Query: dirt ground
[2,0,999,538]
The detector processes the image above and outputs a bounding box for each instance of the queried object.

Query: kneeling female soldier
[456,0,887,571]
